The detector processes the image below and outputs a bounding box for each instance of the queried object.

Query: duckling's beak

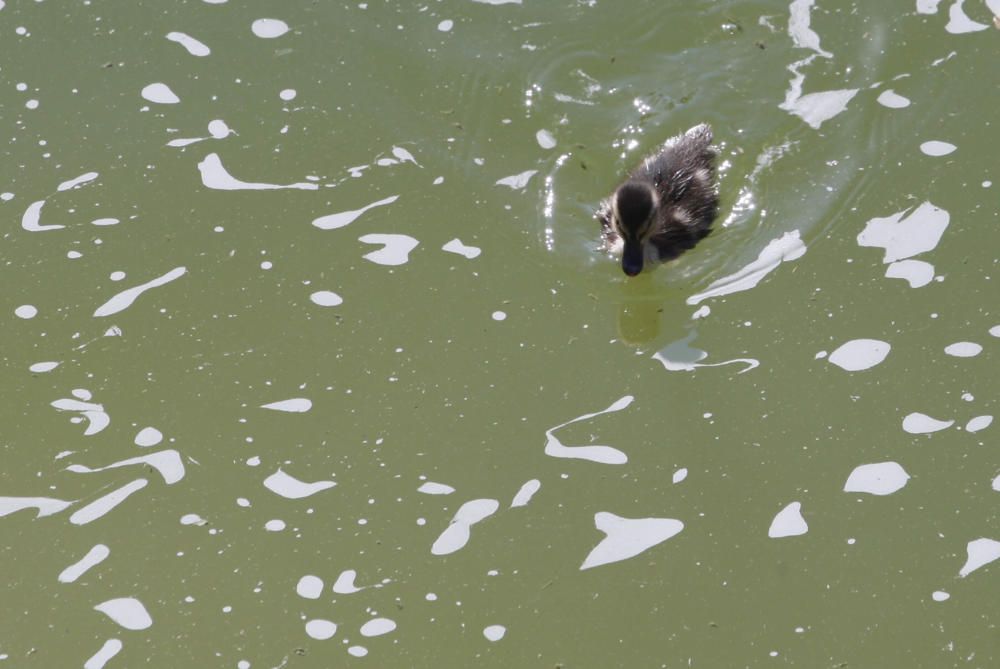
[621,240,643,277]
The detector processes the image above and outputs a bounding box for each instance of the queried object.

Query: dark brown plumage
[597,123,719,276]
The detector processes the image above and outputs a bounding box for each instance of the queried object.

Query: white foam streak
[70,479,149,525]
[687,231,805,305]
[93,266,187,317]
[84,639,123,669]
[67,450,185,485]
[311,195,399,229]
[510,479,540,507]
[0,496,73,519]
[59,544,111,583]
[543,396,632,464]
[166,31,211,56]
[261,398,312,412]
[198,153,318,191]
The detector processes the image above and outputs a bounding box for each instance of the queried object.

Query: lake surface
[3,0,1000,666]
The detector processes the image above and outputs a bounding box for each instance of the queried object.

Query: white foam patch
[782,88,859,129]
[917,0,943,13]
[309,291,343,307]
[332,569,363,594]
[877,89,911,108]
[359,233,419,266]
[0,496,73,519]
[15,304,37,319]
[93,266,185,318]
[141,83,180,104]
[67,450,185,485]
[263,469,336,499]
[544,396,632,464]
[885,259,935,287]
[966,416,992,433]
[93,597,153,630]
[166,31,210,56]
[483,624,507,641]
[431,498,499,555]
[438,19,453,31]
[70,479,149,525]
[495,170,537,189]
[360,618,396,637]
[920,140,957,156]
[580,512,684,570]
[946,0,990,32]
[30,361,60,373]
[473,0,522,4]
[536,129,556,149]
[59,544,110,583]
[857,201,949,263]
[348,646,368,657]
[198,153,318,191]
[51,395,110,436]
[903,412,954,434]
[91,217,119,227]
[84,639,123,669]
[305,619,337,640]
[828,339,891,371]
[208,120,231,138]
[843,461,910,495]
[134,427,163,447]
[510,479,540,507]
[673,468,688,484]
[311,195,398,229]
[959,538,1000,577]
[261,398,312,412]
[22,200,63,231]
[296,575,324,599]
[442,238,481,259]
[251,18,289,38]
[768,502,808,538]
[932,590,950,602]
[392,146,420,166]
[418,481,455,495]
[687,231,805,305]
[944,342,982,357]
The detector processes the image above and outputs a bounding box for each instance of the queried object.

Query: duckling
[597,123,719,276]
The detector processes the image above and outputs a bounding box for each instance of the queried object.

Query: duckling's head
[611,181,657,276]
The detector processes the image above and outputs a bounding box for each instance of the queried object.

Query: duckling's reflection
[615,274,690,347]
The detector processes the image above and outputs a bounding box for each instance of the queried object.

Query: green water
[3,0,999,667]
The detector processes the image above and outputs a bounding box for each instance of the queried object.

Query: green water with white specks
[2,1,1000,667]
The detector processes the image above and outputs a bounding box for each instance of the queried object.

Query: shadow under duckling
[597,123,719,276]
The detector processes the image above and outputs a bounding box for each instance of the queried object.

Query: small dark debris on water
[755,40,767,49]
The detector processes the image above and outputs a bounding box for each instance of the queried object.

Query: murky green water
[3,0,1000,666]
